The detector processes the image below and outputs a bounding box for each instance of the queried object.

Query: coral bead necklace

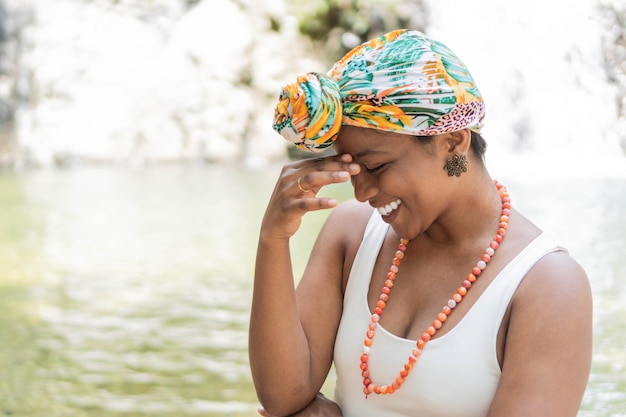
[361,181,511,398]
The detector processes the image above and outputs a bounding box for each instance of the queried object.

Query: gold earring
[444,154,468,177]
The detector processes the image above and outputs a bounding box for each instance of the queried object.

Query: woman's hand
[258,392,343,417]
[260,153,360,241]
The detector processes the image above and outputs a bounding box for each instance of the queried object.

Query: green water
[0,165,624,416]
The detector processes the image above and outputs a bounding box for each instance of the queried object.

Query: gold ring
[297,177,311,193]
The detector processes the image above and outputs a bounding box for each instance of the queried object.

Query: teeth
[377,199,402,216]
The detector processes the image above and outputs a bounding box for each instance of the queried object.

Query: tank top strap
[343,210,389,305]
[484,232,566,335]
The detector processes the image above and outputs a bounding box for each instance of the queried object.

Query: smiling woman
[250,29,592,417]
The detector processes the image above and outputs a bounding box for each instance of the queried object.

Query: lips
[377,199,402,216]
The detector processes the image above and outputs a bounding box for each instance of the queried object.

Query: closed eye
[367,163,387,173]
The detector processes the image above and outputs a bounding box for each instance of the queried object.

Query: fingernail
[338,171,350,179]
[349,163,360,171]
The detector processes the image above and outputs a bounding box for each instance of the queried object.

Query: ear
[445,129,471,155]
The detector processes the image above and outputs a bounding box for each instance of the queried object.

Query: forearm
[249,235,316,415]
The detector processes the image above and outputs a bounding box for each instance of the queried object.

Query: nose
[352,170,379,203]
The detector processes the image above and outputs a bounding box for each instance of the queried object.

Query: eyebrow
[351,149,390,159]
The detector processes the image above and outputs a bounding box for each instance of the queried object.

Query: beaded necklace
[361,181,511,398]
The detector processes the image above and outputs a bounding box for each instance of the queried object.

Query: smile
[377,199,402,216]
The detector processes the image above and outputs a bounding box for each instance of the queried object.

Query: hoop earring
[444,154,468,177]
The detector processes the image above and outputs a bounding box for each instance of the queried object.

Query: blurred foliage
[289,0,428,65]
[599,2,626,108]
[598,0,626,152]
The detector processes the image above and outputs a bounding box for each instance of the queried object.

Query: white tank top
[333,212,562,417]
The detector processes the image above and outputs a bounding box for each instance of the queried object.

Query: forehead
[333,125,411,157]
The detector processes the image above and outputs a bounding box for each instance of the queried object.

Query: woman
[249,30,592,417]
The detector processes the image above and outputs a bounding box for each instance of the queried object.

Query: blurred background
[0,0,625,416]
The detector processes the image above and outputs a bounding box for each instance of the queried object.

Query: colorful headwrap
[272,29,485,152]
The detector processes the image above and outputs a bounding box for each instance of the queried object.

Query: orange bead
[359,184,510,397]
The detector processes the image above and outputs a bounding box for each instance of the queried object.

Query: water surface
[0,165,624,416]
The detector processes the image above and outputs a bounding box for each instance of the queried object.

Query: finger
[295,170,351,195]
[287,196,339,213]
[292,154,360,176]
[257,406,272,417]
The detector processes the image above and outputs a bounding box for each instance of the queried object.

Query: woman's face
[333,125,456,240]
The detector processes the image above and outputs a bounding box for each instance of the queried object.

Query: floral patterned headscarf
[272,29,485,151]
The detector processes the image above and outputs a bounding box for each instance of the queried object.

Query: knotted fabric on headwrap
[272,29,485,152]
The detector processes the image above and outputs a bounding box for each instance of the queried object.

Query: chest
[366,236,507,342]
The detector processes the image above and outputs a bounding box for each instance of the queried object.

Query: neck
[423,173,503,247]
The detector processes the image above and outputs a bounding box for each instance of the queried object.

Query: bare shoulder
[325,198,374,227]
[507,208,591,306]
[311,199,374,290]
[489,248,593,416]
[318,198,374,249]
[515,249,591,307]
[512,248,592,336]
